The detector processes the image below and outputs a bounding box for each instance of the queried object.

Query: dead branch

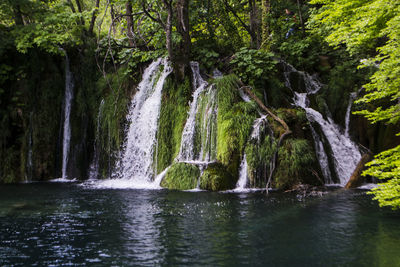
[239,82,292,193]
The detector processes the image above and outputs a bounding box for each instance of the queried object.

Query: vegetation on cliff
[0,0,399,208]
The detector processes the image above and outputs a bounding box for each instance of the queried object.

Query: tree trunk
[175,0,191,80]
[110,3,117,36]
[249,0,260,49]
[89,0,101,35]
[296,0,305,35]
[345,153,373,189]
[13,4,24,25]
[261,0,270,49]
[125,2,135,47]
[74,0,85,25]
[163,0,174,65]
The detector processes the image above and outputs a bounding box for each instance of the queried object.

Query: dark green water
[0,183,399,266]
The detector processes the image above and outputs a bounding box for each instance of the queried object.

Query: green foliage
[156,76,191,173]
[231,47,276,85]
[192,46,220,71]
[194,86,218,161]
[366,145,400,209]
[245,135,278,188]
[275,35,323,71]
[274,138,316,189]
[215,75,257,177]
[310,0,400,208]
[200,163,235,191]
[97,67,130,156]
[118,48,166,83]
[160,162,200,190]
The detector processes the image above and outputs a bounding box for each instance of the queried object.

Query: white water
[199,85,218,161]
[345,92,357,137]
[177,62,208,161]
[88,99,105,180]
[303,107,361,184]
[177,62,218,162]
[235,155,248,190]
[107,58,171,188]
[26,112,33,181]
[284,63,361,184]
[61,53,74,179]
[234,115,269,191]
[309,124,333,184]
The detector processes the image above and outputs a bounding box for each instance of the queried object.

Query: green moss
[215,75,258,178]
[194,86,218,160]
[245,134,278,188]
[274,138,318,189]
[200,163,235,191]
[155,76,191,173]
[160,162,200,190]
[96,67,130,178]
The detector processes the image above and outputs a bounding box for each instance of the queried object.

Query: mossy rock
[160,162,200,190]
[274,138,321,190]
[200,163,235,191]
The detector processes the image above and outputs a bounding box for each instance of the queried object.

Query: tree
[309,0,400,209]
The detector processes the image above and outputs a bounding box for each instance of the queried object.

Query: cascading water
[235,115,269,191]
[109,58,171,188]
[88,99,104,180]
[25,112,33,182]
[177,62,208,162]
[283,63,361,185]
[309,123,333,184]
[61,52,74,179]
[345,92,357,137]
[176,62,218,163]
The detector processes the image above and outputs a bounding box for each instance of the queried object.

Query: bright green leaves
[231,47,276,86]
[366,145,400,209]
[310,0,400,208]
[309,0,397,55]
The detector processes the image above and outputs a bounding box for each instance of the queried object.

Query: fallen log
[239,83,292,193]
[345,153,373,189]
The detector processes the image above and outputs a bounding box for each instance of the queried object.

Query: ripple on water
[0,183,399,266]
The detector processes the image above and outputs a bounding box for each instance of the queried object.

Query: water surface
[0,183,399,266]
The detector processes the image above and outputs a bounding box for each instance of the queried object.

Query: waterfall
[235,154,248,190]
[177,62,208,161]
[61,52,74,179]
[176,62,218,163]
[309,124,333,184]
[25,112,33,182]
[284,63,361,185]
[345,92,357,137]
[111,58,171,188]
[88,99,104,180]
[234,115,269,191]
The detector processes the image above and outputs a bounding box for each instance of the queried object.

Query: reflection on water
[0,183,399,266]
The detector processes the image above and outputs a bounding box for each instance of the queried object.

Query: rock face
[345,153,373,189]
[200,163,235,191]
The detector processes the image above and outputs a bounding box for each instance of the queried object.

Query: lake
[0,182,399,266]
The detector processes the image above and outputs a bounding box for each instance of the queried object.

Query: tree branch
[223,0,256,41]
[239,83,292,193]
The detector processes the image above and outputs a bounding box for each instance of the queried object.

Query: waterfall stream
[88,99,104,180]
[177,62,209,162]
[96,58,172,189]
[234,115,269,191]
[61,52,74,179]
[26,112,34,182]
[283,63,361,185]
[177,62,218,163]
[345,92,357,137]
